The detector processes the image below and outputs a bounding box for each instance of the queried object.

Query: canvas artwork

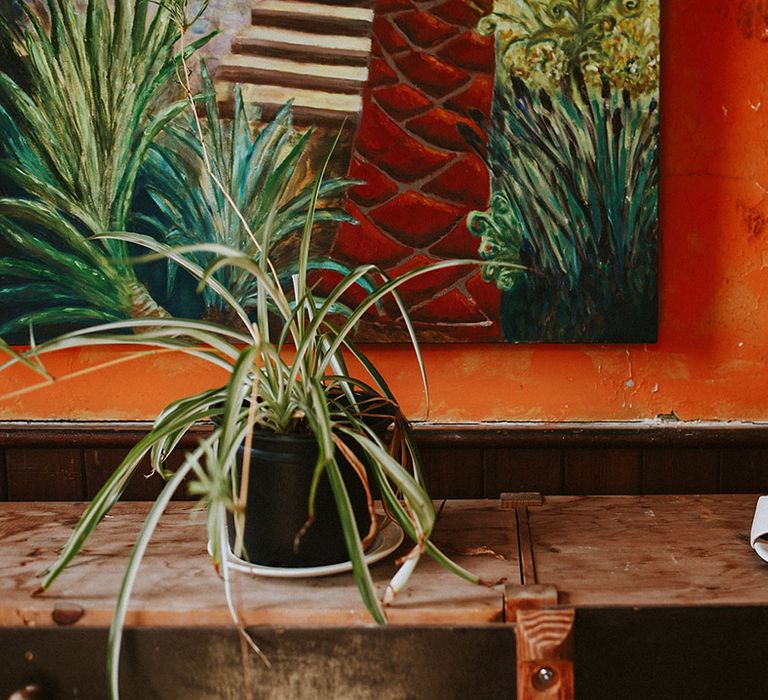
[0,0,659,343]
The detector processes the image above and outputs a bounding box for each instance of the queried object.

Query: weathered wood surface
[0,500,518,628]
[530,495,768,607]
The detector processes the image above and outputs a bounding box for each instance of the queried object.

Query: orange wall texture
[2,0,768,422]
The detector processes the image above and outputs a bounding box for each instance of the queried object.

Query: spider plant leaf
[269,209,357,244]
[296,125,345,311]
[302,380,386,622]
[41,423,203,590]
[106,442,205,699]
[218,345,258,463]
[0,337,52,379]
[97,233,255,333]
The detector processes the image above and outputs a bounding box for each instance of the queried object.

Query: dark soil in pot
[235,429,376,568]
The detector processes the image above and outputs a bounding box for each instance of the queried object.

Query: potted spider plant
[1,151,498,697]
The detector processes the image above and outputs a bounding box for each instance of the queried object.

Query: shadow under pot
[233,429,374,568]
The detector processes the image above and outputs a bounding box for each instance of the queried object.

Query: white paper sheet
[750,495,768,562]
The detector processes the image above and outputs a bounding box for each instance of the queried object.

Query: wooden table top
[3,495,767,630]
[0,500,519,628]
[530,494,768,608]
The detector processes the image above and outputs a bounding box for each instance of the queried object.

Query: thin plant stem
[232,345,261,556]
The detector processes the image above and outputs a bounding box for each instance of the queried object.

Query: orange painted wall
[2,0,768,422]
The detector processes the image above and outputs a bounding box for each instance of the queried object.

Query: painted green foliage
[0,0,354,338]
[467,0,659,342]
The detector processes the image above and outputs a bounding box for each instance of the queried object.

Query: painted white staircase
[216,0,375,124]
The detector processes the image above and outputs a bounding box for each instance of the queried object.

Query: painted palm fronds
[0,0,212,333]
[133,63,358,317]
[466,0,658,342]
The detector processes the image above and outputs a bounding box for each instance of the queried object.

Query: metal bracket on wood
[515,608,575,700]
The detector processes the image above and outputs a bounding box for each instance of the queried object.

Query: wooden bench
[2,496,766,698]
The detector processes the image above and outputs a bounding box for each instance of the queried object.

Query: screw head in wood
[532,665,557,690]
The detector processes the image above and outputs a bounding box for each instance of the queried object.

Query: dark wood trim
[2,420,768,448]
[2,421,767,500]
[0,422,211,447]
[411,422,768,448]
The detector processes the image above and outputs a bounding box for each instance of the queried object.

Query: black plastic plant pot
[235,430,372,568]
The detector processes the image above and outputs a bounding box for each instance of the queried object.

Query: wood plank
[4,626,517,700]
[721,448,768,493]
[563,448,641,494]
[420,447,483,498]
[0,449,6,500]
[484,448,562,498]
[409,422,768,448]
[5,448,83,501]
[0,500,519,628]
[0,421,209,447]
[642,448,720,493]
[530,495,768,607]
[3,421,767,449]
[516,608,575,700]
[83,448,184,501]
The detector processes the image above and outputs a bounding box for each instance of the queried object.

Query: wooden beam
[516,608,575,700]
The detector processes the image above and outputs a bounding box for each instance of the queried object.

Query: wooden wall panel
[420,447,484,499]
[1,424,767,500]
[642,448,721,494]
[84,448,164,501]
[483,448,563,498]
[5,447,83,501]
[721,449,768,493]
[0,449,7,501]
[84,448,193,500]
[564,449,642,495]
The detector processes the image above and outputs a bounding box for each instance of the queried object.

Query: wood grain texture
[564,448,641,494]
[0,500,519,628]
[516,608,575,700]
[504,584,558,622]
[485,448,563,497]
[420,447,484,498]
[530,495,768,607]
[5,448,83,501]
[720,448,768,493]
[642,448,720,493]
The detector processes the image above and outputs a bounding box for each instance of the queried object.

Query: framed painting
[0,0,659,343]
